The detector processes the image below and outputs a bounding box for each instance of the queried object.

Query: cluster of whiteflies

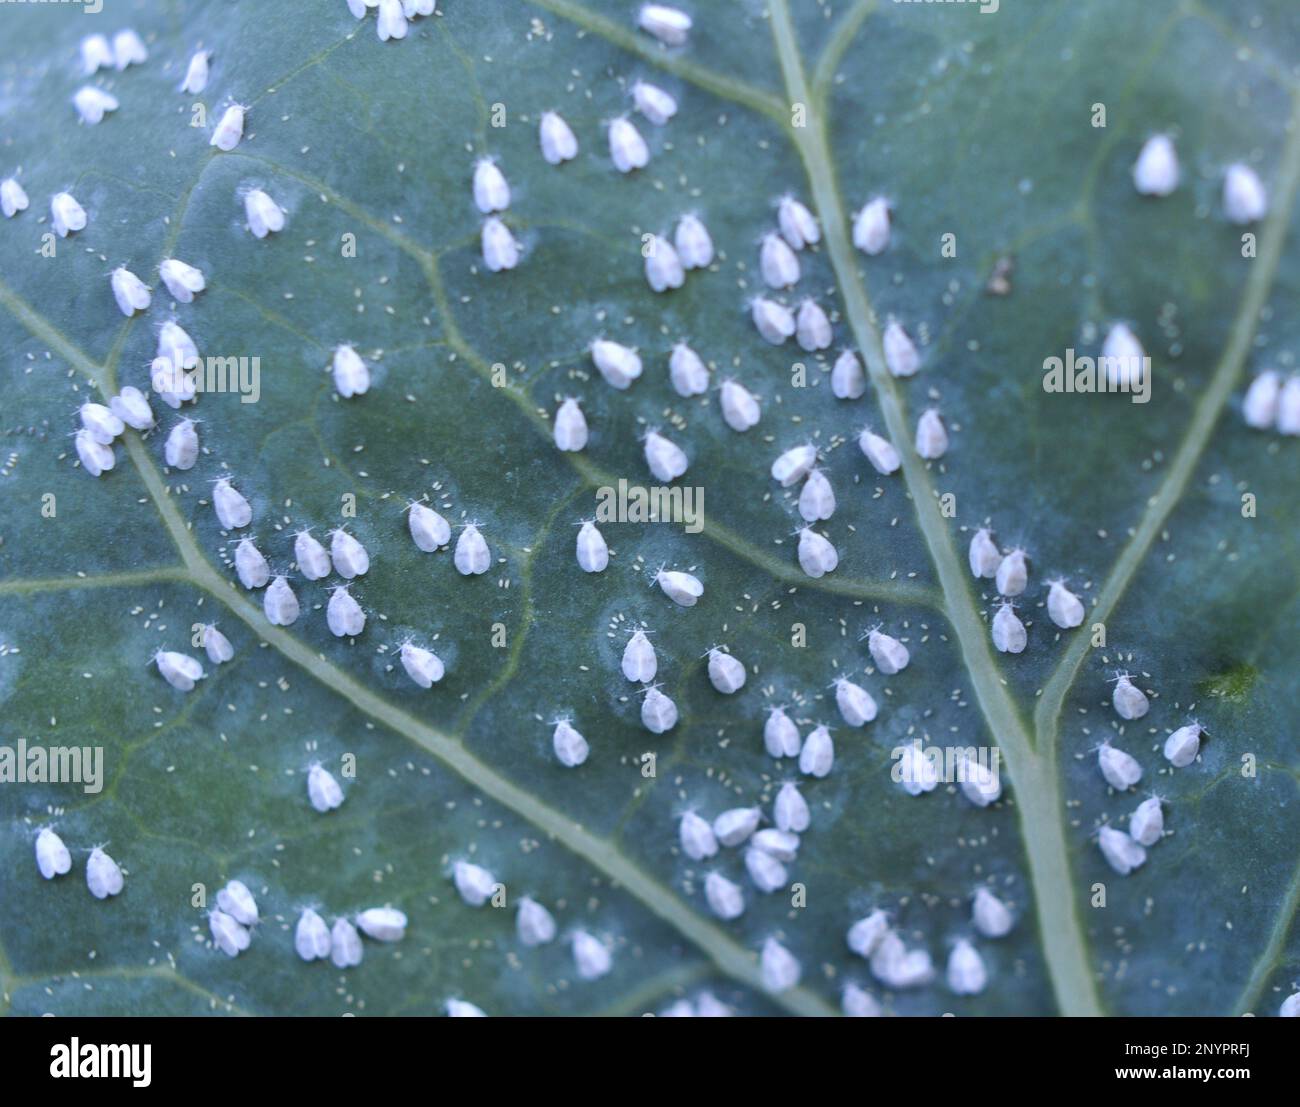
[46,0,1280,1016]
[447,860,606,985]
[1130,136,1287,429]
[49,33,287,237]
[473,98,677,274]
[841,888,1014,1004]
[33,828,124,900]
[615,622,696,741]
[617,614,903,777]
[54,34,318,487]
[475,51,685,273]
[558,363,933,587]
[1093,689,1208,878]
[557,396,918,584]
[71,395,150,478]
[1082,665,1209,877]
[207,873,408,971]
[1131,133,1269,225]
[966,529,1086,656]
[676,795,815,998]
[680,793,807,923]
[151,497,470,692]
[464,5,693,271]
[345,0,437,42]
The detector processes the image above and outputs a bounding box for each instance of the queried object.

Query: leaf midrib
[767,0,1300,1017]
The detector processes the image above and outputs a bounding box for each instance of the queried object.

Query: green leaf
[1,0,1298,1018]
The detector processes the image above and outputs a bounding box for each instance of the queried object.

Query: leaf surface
[1,0,1298,1017]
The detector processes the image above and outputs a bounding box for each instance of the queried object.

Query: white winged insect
[608,116,649,172]
[674,213,713,269]
[1046,579,1084,629]
[539,111,578,164]
[774,781,810,832]
[679,811,718,860]
[243,188,285,238]
[109,267,149,318]
[481,216,521,271]
[764,707,802,759]
[263,575,300,626]
[640,683,678,733]
[293,529,332,579]
[153,649,205,692]
[329,527,369,578]
[407,501,451,552]
[86,846,124,899]
[454,522,491,576]
[991,602,1027,654]
[551,717,590,767]
[652,564,702,607]
[771,442,817,487]
[833,676,877,727]
[643,428,688,480]
[799,723,834,778]
[631,79,677,126]
[400,640,445,688]
[307,763,345,813]
[1,177,29,218]
[472,157,510,213]
[1111,671,1150,720]
[882,320,920,377]
[669,341,709,396]
[644,233,685,292]
[832,350,866,399]
[210,102,246,151]
[553,397,588,452]
[575,519,609,573]
[705,647,746,694]
[35,827,72,880]
[864,625,909,674]
[180,50,211,95]
[858,427,900,475]
[853,196,890,255]
[637,3,692,46]
[718,378,760,431]
[798,468,835,522]
[590,338,642,390]
[295,907,331,961]
[332,344,370,398]
[326,585,366,637]
[621,628,657,683]
[796,526,838,579]
[1098,741,1143,791]
[750,297,795,345]
[51,191,87,237]
[158,258,205,303]
[777,195,820,250]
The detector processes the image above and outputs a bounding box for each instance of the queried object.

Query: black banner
[1,1015,1292,1091]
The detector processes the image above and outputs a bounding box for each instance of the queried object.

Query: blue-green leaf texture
[1,0,1298,1017]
